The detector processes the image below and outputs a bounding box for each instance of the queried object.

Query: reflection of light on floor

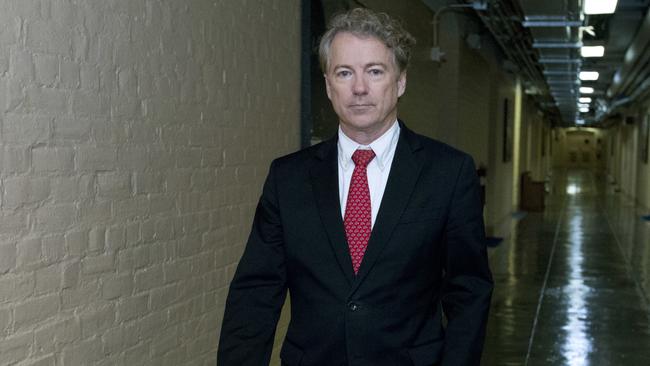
[562,214,592,365]
[567,184,581,195]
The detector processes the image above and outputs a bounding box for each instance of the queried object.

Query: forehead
[329,32,394,68]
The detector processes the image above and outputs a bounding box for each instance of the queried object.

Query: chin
[347,122,378,133]
[344,116,378,129]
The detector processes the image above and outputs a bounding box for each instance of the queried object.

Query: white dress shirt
[338,121,401,228]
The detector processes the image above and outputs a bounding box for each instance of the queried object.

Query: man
[218,7,492,366]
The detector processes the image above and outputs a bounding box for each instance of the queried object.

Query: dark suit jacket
[218,122,493,366]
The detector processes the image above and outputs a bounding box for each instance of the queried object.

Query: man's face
[325,32,406,142]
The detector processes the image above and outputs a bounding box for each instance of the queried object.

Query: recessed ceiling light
[581,46,605,57]
[584,0,618,14]
[580,87,594,94]
[579,71,599,80]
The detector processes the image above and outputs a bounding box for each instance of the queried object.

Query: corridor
[482,170,650,365]
[2,1,650,364]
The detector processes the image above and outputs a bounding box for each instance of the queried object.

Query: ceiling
[423,0,650,126]
[517,0,650,126]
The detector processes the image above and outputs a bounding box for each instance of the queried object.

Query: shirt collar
[338,120,400,171]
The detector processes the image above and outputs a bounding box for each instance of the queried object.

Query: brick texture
[0,0,300,365]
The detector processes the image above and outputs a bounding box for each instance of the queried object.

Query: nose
[352,75,368,96]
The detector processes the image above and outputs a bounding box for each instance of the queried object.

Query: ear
[325,74,332,100]
[397,72,407,97]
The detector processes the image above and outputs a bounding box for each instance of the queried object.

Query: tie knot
[352,149,376,168]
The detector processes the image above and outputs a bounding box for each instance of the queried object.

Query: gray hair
[318,8,416,74]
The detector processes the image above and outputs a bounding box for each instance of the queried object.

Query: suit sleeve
[440,154,493,366]
[217,160,288,366]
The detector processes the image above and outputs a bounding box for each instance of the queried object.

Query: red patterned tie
[344,149,376,275]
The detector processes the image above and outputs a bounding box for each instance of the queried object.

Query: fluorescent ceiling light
[584,0,618,14]
[579,97,592,103]
[579,71,599,80]
[579,107,590,113]
[581,46,605,57]
[578,103,590,108]
[580,87,594,94]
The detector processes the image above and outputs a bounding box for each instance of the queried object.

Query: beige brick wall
[0,0,300,365]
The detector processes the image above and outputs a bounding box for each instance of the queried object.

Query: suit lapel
[310,137,355,284]
[350,124,424,294]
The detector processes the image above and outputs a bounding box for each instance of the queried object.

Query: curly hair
[318,8,416,74]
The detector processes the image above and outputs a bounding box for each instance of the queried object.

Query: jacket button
[348,302,359,311]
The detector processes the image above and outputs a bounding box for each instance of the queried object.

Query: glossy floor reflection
[482,169,650,366]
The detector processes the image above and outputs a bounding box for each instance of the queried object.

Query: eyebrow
[332,62,389,70]
[365,62,388,69]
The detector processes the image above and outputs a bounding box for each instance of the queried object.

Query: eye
[336,70,352,78]
[368,68,384,76]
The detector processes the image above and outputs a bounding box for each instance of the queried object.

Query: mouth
[349,104,374,111]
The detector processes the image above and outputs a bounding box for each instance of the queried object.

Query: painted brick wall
[0,0,300,365]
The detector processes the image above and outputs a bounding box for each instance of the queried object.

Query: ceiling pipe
[431,1,487,62]
[469,0,560,122]
[522,16,582,27]
[597,76,650,121]
[608,11,650,97]
[597,7,650,121]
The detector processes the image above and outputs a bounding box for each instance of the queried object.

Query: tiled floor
[482,169,650,365]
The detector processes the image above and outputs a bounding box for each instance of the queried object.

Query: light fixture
[579,97,592,103]
[579,107,590,113]
[584,0,618,14]
[578,103,590,108]
[580,87,594,94]
[567,184,581,194]
[579,71,599,80]
[576,119,586,125]
[581,46,605,57]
